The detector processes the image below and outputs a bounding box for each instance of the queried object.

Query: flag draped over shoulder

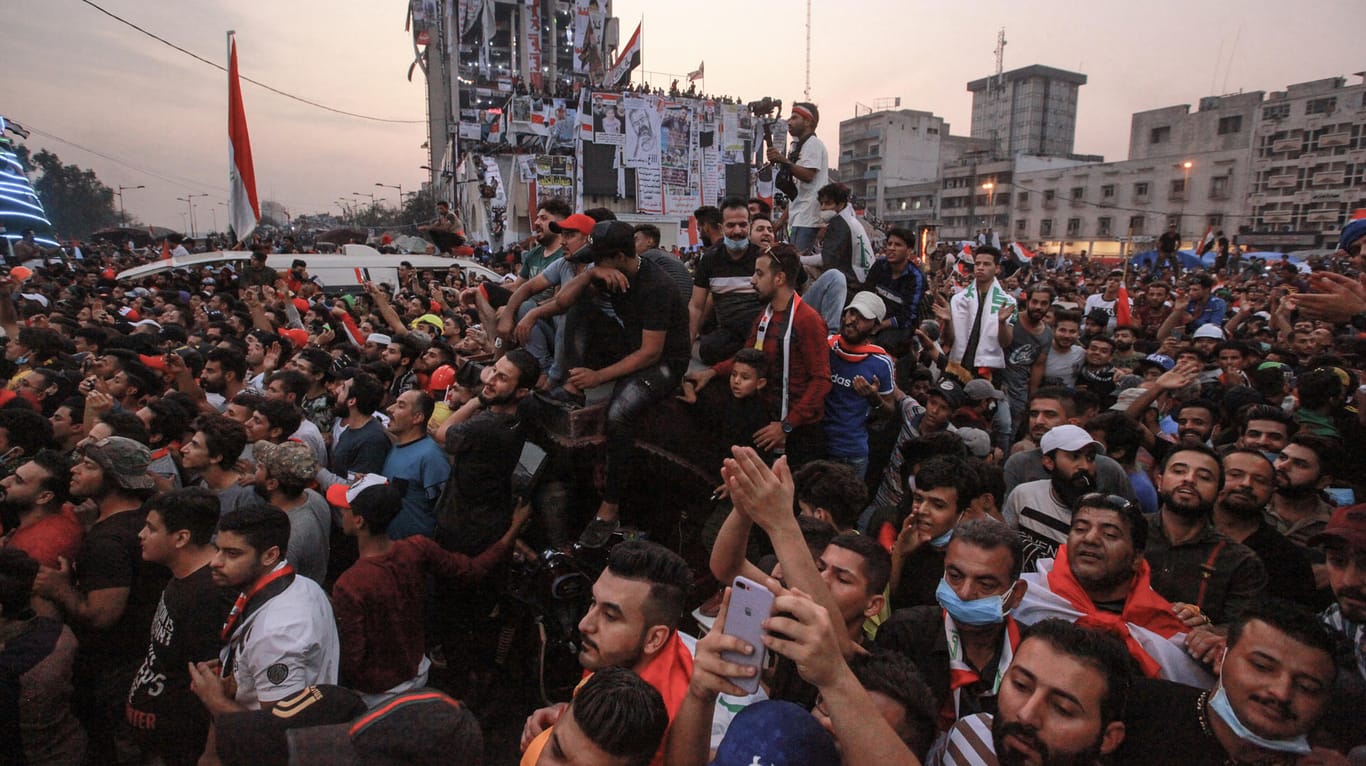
[228,34,260,243]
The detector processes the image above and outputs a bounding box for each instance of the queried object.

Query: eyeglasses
[1076,492,1134,513]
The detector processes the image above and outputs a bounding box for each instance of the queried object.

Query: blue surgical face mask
[723,235,749,252]
[936,578,1016,626]
[1207,682,1311,755]
[14,356,27,366]
[930,526,955,549]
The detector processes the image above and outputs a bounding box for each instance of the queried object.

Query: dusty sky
[6,0,1362,231]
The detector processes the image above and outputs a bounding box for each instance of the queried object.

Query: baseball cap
[285,689,482,766]
[80,437,154,490]
[1134,354,1175,374]
[215,685,368,766]
[1040,424,1106,455]
[580,220,636,263]
[548,212,596,236]
[1308,504,1366,550]
[1337,214,1366,252]
[325,473,390,509]
[409,313,444,333]
[926,377,966,410]
[253,441,318,485]
[710,700,839,766]
[956,427,992,458]
[1191,324,1225,341]
[963,378,1006,402]
[366,333,392,346]
[843,292,887,322]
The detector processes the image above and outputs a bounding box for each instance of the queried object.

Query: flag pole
[227,30,236,247]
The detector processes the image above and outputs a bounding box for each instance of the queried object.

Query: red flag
[160,238,171,261]
[1115,280,1132,326]
[228,34,260,243]
[1194,226,1215,256]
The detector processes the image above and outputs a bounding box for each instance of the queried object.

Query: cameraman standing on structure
[766,103,828,253]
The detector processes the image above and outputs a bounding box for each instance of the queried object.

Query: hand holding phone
[719,576,774,695]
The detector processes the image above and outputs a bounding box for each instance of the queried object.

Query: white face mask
[818,209,837,223]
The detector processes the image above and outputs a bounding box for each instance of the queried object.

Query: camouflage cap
[253,440,319,484]
[81,436,154,490]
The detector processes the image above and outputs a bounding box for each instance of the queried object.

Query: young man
[823,292,895,480]
[1031,309,1083,391]
[0,449,82,572]
[1083,270,1130,332]
[180,414,257,516]
[377,389,450,540]
[946,247,1016,379]
[330,479,528,705]
[188,504,339,759]
[127,488,235,766]
[1000,286,1055,432]
[688,196,764,364]
[804,183,873,333]
[251,440,331,584]
[939,619,1133,766]
[327,370,391,477]
[862,226,927,352]
[766,102,829,254]
[1002,425,1104,567]
[1213,449,1316,606]
[1230,404,1295,456]
[1311,503,1366,683]
[890,456,979,611]
[1266,433,1336,548]
[526,667,669,766]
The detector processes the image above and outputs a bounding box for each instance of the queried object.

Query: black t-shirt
[127,564,235,729]
[611,257,690,365]
[891,546,947,612]
[1111,679,1226,766]
[436,409,523,555]
[73,507,171,673]
[1242,521,1320,608]
[1158,230,1179,253]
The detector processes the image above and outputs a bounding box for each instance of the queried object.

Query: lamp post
[1180,161,1193,241]
[981,181,996,228]
[177,193,208,238]
[115,185,144,226]
[352,191,377,210]
[211,201,226,233]
[375,182,403,207]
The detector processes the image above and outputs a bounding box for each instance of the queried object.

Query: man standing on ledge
[766,103,828,254]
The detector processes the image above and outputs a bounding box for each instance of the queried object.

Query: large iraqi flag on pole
[227,32,260,244]
[604,22,641,88]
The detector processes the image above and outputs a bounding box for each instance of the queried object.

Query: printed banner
[635,166,663,214]
[590,92,623,145]
[532,155,576,210]
[622,98,661,169]
[524,0,542,91]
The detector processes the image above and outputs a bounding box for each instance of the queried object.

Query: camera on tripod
[747,97,783,118]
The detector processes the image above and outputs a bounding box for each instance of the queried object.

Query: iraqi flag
[1194,225,1215,256]
[227,34,260,244]
[687,61,704,82]
[1009,242,1038,262]
[604,22,641,88]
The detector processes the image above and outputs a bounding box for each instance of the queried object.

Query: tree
[260,199,288,228]
[28,149,120,239]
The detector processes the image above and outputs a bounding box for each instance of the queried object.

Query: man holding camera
[766,103,828,254]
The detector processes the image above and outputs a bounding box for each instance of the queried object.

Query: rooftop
[967,64,1088,92]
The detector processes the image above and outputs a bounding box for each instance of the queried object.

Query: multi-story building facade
[967,65,1088,159]
[839,109,951,217]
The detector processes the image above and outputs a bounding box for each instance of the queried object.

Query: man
[135,397,191,489]
[1146,445,1267,626]
[1112,600,1342,765]
[378,390,450,540]
[48,396,86,455]
[1030,309,1083,391]
[262,370,328,465]
[766,102,829,253]
[1110,325,1143,370]
[748,214,775,251]
[126,488,235,766]
[517,198,573,289]
[1002,387,1137,503]
[862,227,927,352]
[804,183,873,333]
[890,456,979,610]
[877,519,1027,731]
[1311,503,1366,682]
[538,222,691,545]
[1213,450,1317,605]
[1003,425,1104,567]
[180,414,257,516]
[1178,273,1227,335]
[31,437,168,763]
[240,245,277,288]
[0,450,82,574]
[520,541,695,762]
[824,292,895,480]
[188,504,339,765]
[1132,281,1173,340]
[945,247,1016,379]
[1074,336,1119,405]
[1083,270,1130,333]
[1000,286,1054,433]
[327,370,391,477]
[1174,398,1219,448]
[1266,433,1336,548]
[285,347,335,439]
[1231,404,1295,456]
[1154,223,1181,278]
[199,347,249,413]
[688,197,764,365]
[417,200,463,253]
[938,619,1132,766]
[527,668,669,766]
[331,480,527,705]
[1013,496,1215,686]
[252,440,330,584]
[381,335,423,401]
[432,350,538,555]
[962,378,1012,458]
[689,244,831,468]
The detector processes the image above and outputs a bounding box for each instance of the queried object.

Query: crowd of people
[0,99,1364,766]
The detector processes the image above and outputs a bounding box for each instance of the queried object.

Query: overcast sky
[7,0,1362,231]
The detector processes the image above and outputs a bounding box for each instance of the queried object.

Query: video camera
[747,97,783,118]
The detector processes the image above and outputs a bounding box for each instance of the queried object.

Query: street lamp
[177,193,208,238]
[982,181,996,228]
[115,185,144,226]
[1180,161,1193,239]
[352,191,377,209]
[211,201,226,233]
[375,182,403,207]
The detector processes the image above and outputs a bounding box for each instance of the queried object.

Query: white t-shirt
[788,134,829,229]
[1083,293,1131,332]
[1002,479,1072,564]
[222,568,339,708]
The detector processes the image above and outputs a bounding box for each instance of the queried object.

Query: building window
[1170,179,1187,199]
[1018,191,1029,203]
[1071,186,1085,200]
[1101,184,1115,199]
[1210,176,1229,199]
[1016,219,1028,232]
[1040,219,1053,236]
[1306,97,1337,116]
[1098,217,1112,236]
[1129,215,1145,233]
[1207,214,1224,228]
[1217,115,1243,135]
[1134,182,1149,197]
[1263,103,1290,121]
[1044,189,1056,201]
[1150,126,1171,144]
[1067,218,1082,235]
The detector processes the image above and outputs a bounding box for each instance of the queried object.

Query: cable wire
[77,0,425,125]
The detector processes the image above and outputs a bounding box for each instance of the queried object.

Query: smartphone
[719,576,774,696]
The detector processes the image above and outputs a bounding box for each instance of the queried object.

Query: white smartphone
[719,576,774,696]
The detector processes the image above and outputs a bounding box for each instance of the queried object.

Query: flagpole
[227,30,236,246]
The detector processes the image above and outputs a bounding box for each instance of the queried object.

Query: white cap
[1191,324,1225,341]
[367,333,393,346]
[1040,424,1106,455]
[843,292,887,322]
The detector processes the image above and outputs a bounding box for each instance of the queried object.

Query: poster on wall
[622,98,661,169]
[635,166,663,214]
[532,155,576,210]
[524,0,542,91]
[590,93,623,145]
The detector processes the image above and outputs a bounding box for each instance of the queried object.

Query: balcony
[1266,174,1298,189]
[1306,209,1342,224]
[1271,138,1301,153]
[1319,132,1351,148]
[1312,171,1345,186]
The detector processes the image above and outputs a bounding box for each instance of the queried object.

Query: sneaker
[578,516,620,548]
[542,386,586,409]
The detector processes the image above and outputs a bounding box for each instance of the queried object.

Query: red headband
[791,105,815,123]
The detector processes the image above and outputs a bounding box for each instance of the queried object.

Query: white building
[838,109,988,222]
[967,65,1089,159]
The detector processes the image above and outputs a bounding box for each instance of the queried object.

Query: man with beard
[1311,504,1366,683]
[688,196,765,365]
[515,198,573,289]
[1145,445,1267,626]
[1229,404,1295,456]
[1173,398,1219,449]
[198,347,249,414]
[1003,426,1103,568]
[1013,497,1214,687]
[285,347,335,439]
[823,292,895,480]
[1003,389,1136,505]
[1,450,82,579]
[1131,282,1173,341]
[326,371,390,478]
[1212,450,1316,605]
[31,437,168,764]
[1109,325,1143,370]
[374,390,449,540]
[938,619,1131,766]
[1266,433,1337,548]
[251,441,330,585]
[1030,310,1082,391]
[1000,286,1054,433]
[1112,600,1343,765]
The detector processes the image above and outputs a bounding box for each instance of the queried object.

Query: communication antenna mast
[994,27,1007,88]
[804,0,812,100]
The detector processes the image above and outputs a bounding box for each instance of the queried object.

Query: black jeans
[602,360,685,504]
